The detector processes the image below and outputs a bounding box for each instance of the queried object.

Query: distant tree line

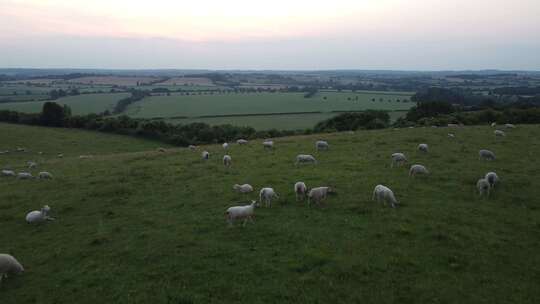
[112,90,150,114]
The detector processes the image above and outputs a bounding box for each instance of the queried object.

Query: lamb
[17,172,33,179]
[201,151,210,160]
[188,145,197,151]
[38,171,53,179]
[490,122,497,127]
[294,182,307,201]
[0,254,24,282]
[417,143,429,153]
[226,200,257,226]
[27,161,37,169]
[222,143,229,149]
[409,164,429,177]
[372,184,398,208]
[223,155,232,167]
[477,178,491,197]
[485,172,499,188]
[307,186,333,206]
[1,170,16,177]
[295,154,317,165]
[448,133,455,138]
[391,153,407,168]
[26,205,55,224]
[263,140,274,150]
[259,187,279,207]
[494,130,506,137]
[233,184,253,193]
[505,123,516,129]
[237,139,248,145]
[315,140,329,151]
[479,149,496,161]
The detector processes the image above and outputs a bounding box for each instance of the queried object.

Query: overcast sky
[1,0,539,70]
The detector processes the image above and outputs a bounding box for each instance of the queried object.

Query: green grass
[1,123,540,303]
[0,93,130,115]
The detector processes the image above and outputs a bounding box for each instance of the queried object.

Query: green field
[0,93,130,115]
[1,123,539,303]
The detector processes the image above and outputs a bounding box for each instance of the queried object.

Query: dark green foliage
[314,111,390,132]
[113,90,150,114]
[405,101,455,121]
[40,102,69,127]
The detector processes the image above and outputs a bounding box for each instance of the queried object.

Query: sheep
[17,172,33,180]
[307,186,333,206]
[417,143,429,153]
[448,133,455,138]
[226,200,257,226]
[16,147,26,152]
[294,182,307,201]
[295,154,317,165]
[188,145,197,151]
[1,170,16,177]
[259,187,279,207]
[0,254,24,282]
[157,147,166,153]
[391,153,407,168]
[372,185,398,208]
[485,172,499,188]
[222,143,229,150]
[38,171,53,179]
[505,123,516,129]
[263,140,274,150]
[315,140,329,151]
[26,205,55,224]
[57,153,64,158]
[201,151,210,160]
[237,139,248,145]
[494,130,506,137]
[448,123,459,128]
[233,184,253,193]
[27,161,37,169]
[477,178,491,197]
[490,122,497,127]
[479,149,496,161]
[409,164,429,177]
[223,155,232,167]
[79,155,93,159]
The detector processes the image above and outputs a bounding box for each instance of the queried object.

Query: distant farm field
[68,76,159,86]
[0,93,129,115]
[155,77,215,86]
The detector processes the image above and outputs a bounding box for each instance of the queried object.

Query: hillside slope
[1,124,539,303]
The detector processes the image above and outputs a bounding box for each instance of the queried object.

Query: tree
[41,102,66,127]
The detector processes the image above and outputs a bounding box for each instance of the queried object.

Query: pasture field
[1,123,540,303]
[0,93,130,115]
[68,76,159,86]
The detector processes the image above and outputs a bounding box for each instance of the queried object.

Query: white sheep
[315,140,329,151]
[409,164,429,177]
[188,145,197,151]
[479,149,496,161]
[391,153,407,168]
[57,153,64,158]
[0,254,24,282]
[295,154,317,165]
[17,172,33,180]
[222,143,229,149]
[79,155,93,159]
[226,200,257,226]
[201,151,210,160]
[294,182,307,201]
[485,172,499,188]
[27,161,37,169]
[494,130,506,137]
[490,122,497,127]
[1,170,16,177]
[233,184,254,193]
[38,171,53,179]
[157,147,166,153]
[263,140,274,150]
[505,123,516,129]
[448,133,455,138]
[372,184,398,208]
[417,143,429,153]
[26,205,55,224]
[259,187,279,207]
[223,155,232,167]
[237,139,248,145]
[307,186,333,206]
[448,123,459,128]
[477,178,491,197]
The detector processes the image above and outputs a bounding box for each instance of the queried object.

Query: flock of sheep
[0,123,514,282]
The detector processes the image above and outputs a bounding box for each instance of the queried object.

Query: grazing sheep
[157,147,166,153]
[222,143,229,149]
[372,185,398,208]
[233,184,254,193]
[494,130,506,137]
[26,205,55,224]
[295,154,317,165]
[188,145,197,151]
[409,164,429,177]
[417,143,429,153]
[237,139,248,145]
[226,200,257,226]
[448,133,455,138]
[1,170,16,177]
[448,123,459,128]
[391,153,407,168]
[294,182,307,201]
[479,149,496,161]
[201,151,210,160]
[0,254,24,281]
[79,155,93,159]
[315,140,329,151]
[27,161,37,169]
[490,122,497,127]
[57,153,64,158]
[263,140,274,150]
[477,178,491,197]
[259,187,279,207]
[223,155,232,167]
[485,172,499,188]
[17,172,33,180]
[38,171,53,179]
[307,187,333,206]
[505,123,516,129]
[16,147,26,152]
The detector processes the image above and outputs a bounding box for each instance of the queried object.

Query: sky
[1,0,539,70]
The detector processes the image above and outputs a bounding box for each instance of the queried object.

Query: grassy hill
[1,123,539,303]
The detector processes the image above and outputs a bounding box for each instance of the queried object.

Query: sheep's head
[233,184,240,190]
